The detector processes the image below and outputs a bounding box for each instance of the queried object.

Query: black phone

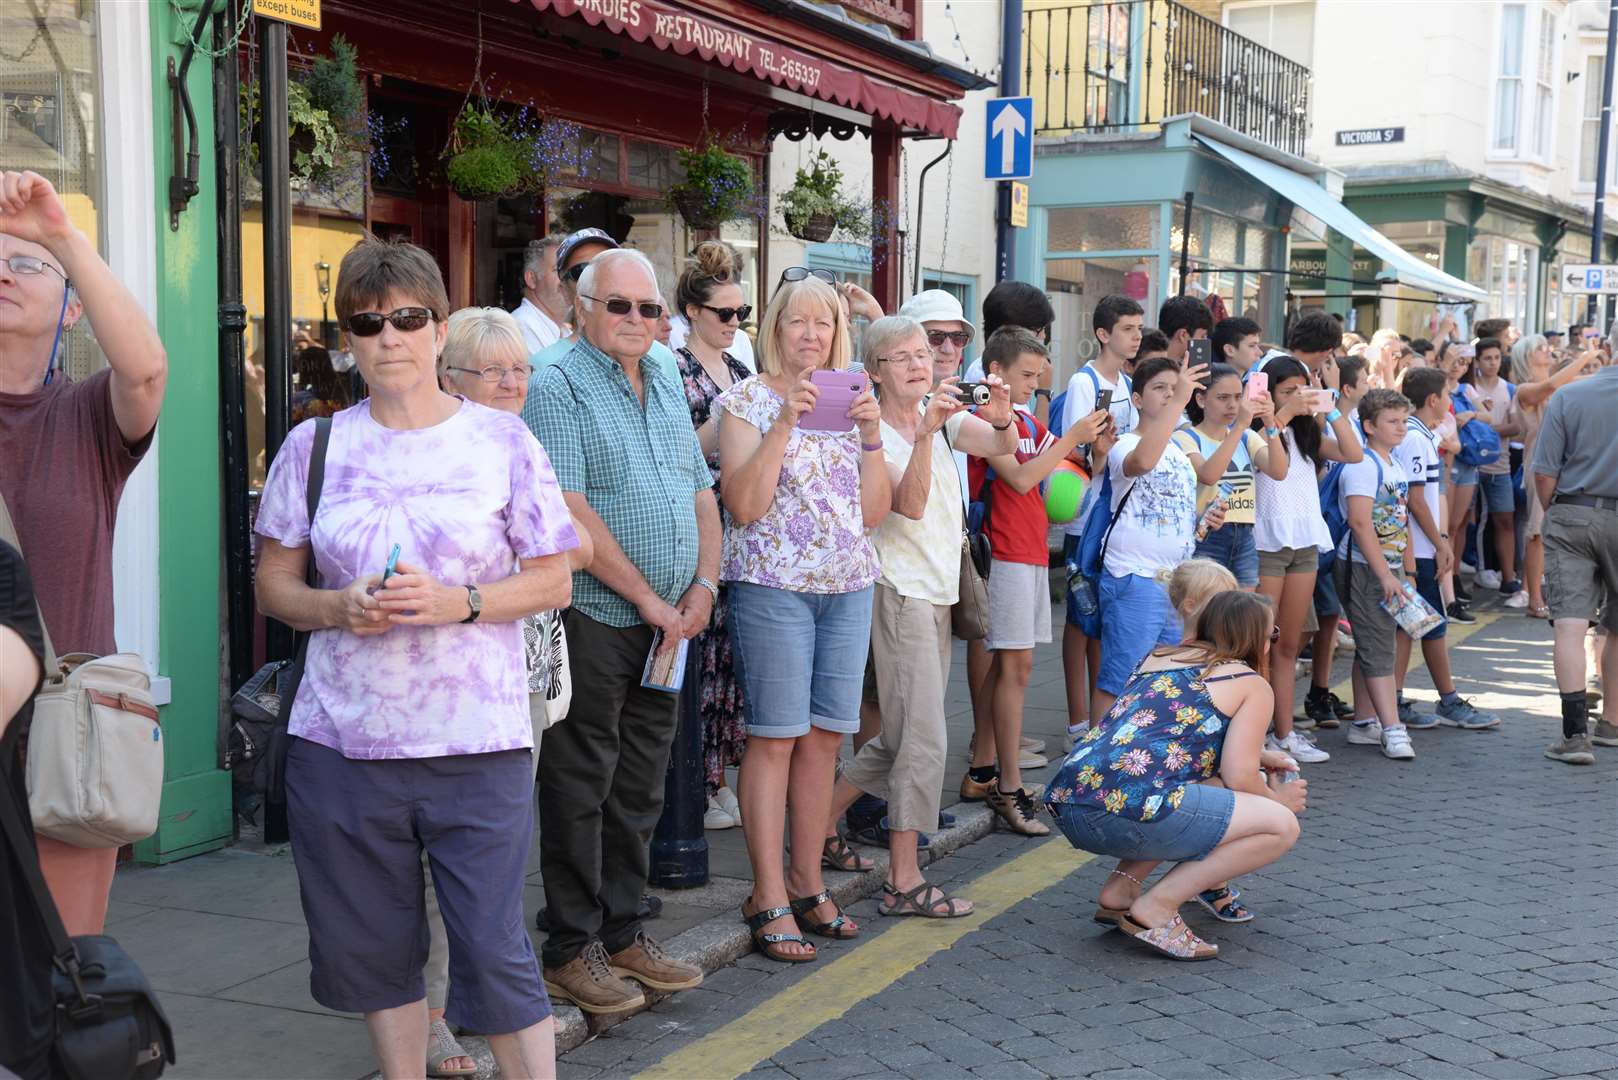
[1094,388,1113,413]
[1188,338,1213,367]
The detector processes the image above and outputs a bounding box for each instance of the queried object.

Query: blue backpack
[1319,443,1381,552]
[1451,387,1509,467]
[1048,389,1070,438]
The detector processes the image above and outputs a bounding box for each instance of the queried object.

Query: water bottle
[1067,563,1099,618]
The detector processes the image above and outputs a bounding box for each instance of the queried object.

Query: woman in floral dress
[673,242,753,830]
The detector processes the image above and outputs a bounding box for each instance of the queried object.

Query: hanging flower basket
[669,140,754,230]
[673,188,725,231]
[443,103,528,201]
[778,150,868,244]
[785,210,837,243]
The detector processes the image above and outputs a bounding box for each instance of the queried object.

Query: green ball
[1046,464,1086,523]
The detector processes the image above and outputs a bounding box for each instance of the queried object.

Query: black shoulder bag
[228,418,331,844]
[0,774,175,1079]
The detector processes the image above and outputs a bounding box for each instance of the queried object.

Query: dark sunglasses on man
[701,303,753,324]
[579,294,664,320]
[777,266,837,287]
[563,263,589,284]
[926,329,972,348]
[345,307,434,336]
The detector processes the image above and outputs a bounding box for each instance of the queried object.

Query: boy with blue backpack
[1335,389,1418,760]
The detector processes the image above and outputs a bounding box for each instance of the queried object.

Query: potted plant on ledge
[669,140,754,231]
[779,150,867,243]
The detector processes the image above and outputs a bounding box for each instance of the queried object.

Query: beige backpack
[0,494,163,848]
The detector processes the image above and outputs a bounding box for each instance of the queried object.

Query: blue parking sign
[1588,268,1605,290]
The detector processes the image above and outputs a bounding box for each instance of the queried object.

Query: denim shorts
[1412,557,1447,640]
[1194,522,1259,587]
[1097,572,1181,695]
[1313,552,1341,618]
[1050,782,1235,863]
[1453,459,1479,488]
[729,581,873,738]
[1479,471,1514,513]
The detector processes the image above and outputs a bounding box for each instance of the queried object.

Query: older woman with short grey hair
[821,315,1016,918]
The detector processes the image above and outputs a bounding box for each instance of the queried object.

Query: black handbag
[0,777,175,1080]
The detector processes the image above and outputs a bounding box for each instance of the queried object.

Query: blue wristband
[1325,408,1342,423]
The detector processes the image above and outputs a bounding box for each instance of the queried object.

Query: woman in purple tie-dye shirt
[255,239,578,1079]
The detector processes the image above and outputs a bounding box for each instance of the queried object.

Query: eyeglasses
[345,307,434,336]
[3,254,67,281]
[926,329,972,349]
[877,351,932,368]
[778,266,837,287]
[447,363,533,384]
[580,294,663,320]
[701,303,753,324]
[563,263,588,283]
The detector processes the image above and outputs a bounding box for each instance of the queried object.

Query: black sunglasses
[580,294,663,320]
[701,303,753,324]
[345,307,433,337]
[778,266,837,287]
[563,263,588,283]
[926,329,972,348]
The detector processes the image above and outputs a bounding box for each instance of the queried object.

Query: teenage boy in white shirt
[1391,367,1500,730]
[1059,296,1143,747]
[1092,356,1212,723]
[1338,389,1418,761]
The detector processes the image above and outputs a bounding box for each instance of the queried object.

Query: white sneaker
[1269,731,1330,763]
[1503,591,1529,609]
[715,786,743,827]
[1346,720,1383,745]
[1381,725,1416,760]
[703,796,736,830]
[1064,724,1091,751]
[1476,569,1502,590]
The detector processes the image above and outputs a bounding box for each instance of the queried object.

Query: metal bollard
[650,642,709,888]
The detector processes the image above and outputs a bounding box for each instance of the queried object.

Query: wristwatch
[460,585,482,624]
[693,576,720,603]
[1033,388,1052,401]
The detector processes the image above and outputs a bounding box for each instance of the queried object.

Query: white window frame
[1577,50,1618,192]
[1220,0,1317,70]
[1489,2,1560,167]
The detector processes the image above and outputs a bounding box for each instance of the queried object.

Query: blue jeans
[1097,572,1181,696]
[1050,783,1235,862]
[1478,471,1514,514]
[1194,522,1259,587]
[729,582,873,738]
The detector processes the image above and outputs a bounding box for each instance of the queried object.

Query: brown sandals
[878,881,972,918]
[821,835,876,873]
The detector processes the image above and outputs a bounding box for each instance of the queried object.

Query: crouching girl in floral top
[1045,590,1309,960]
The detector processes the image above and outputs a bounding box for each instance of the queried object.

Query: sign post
[1561,264,1618,294]
[254,0,321,29]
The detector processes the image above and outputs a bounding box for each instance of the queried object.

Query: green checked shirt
[524,336,714,628]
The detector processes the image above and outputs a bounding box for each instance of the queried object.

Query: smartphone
[1455,343,1476,359]
[801,369,870,432]
[1094,388,1114,414]
[1303,388,1334,415]
[382,543,401,584]
[1246,372,1268,400]
[955,382,993,406]
[1188,338,1213,367]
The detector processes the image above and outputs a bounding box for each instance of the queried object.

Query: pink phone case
[1306,388,1334,415]
[800,369,869,432]
[1246,372,1268,400]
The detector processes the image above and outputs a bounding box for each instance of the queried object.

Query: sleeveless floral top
[1046,664,1254,822]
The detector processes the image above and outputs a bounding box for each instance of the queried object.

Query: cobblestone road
[561,613,1618,1080]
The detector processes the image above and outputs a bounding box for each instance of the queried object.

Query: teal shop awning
[1195,135,1487,302]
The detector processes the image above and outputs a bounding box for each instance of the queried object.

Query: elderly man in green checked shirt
[524,247,721,1016]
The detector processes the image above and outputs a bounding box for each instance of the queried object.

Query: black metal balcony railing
[1024,0,1311,156]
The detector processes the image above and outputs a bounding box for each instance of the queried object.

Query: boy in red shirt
[965,329,1107,836]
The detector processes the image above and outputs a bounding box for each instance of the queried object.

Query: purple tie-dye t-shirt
[255,399,579,759]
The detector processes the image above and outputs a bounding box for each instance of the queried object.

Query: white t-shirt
[1063,363,1141,538]
[1391,417,1442,559]
[669,314,757,373]
[1254,432,1333,553]
[1103,433,1197,579]
[872,411,967,605]
[512,298,562,353]
[1336,448,1410,567]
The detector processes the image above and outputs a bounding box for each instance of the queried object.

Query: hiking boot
[544,941,646,1014]
[1545,734,1596,765]
[1592,720,1618,747]
[987,786,1050,836]
[1436,697,1500,730]
[959,771,996,802]
[609,931,703,992]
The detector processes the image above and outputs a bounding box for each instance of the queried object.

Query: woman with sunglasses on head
[720,272,890,963]
[256,238,579,1080]
[0,170,167,941]
[673,242,753,831]
[1046,591,1308,961]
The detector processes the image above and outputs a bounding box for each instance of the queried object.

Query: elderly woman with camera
[822,316,1015,918]
[256,239,579,1080]
[718,271,890,962]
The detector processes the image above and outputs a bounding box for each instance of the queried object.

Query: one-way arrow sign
[1563,263,1618,294]
[985,97,1033,181]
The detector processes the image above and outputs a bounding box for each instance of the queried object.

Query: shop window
[1045,255,1157,388]
[627,139,681,191]
[1532,11,1555,159]
[555,126,618,184]
[1580,54,1616,186]
[1046,204,1157,254]
[1223,1,1316,69]
[2,2,102,377]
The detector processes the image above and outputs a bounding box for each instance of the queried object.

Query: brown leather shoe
[959,771,995,802]
[609,931,703,992]
[987,786,1050,836]
[543,940,645,1015]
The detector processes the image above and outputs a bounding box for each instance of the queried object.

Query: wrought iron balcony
[1024,0,1311,155]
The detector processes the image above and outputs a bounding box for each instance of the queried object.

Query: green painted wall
[134,0,231,864]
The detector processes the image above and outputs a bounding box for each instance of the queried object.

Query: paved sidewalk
[559,608,1618,1080]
